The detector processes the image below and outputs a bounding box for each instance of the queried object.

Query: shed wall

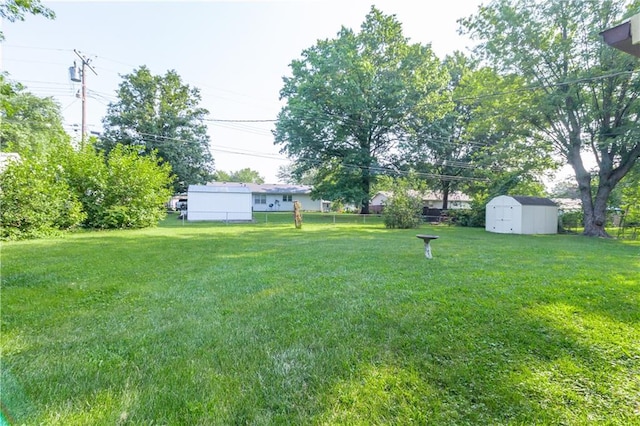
[485,196,523,234]
[486,196,558,234]
[521,205,558,234]
[188,191,252,221]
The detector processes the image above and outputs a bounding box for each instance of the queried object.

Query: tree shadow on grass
[308,285,639,424]
[2,226,638,423]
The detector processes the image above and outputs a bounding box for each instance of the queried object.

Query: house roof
[511,196,557,206]
[207,182,312,194]
[189,184,250,193]
[600,14,640,58]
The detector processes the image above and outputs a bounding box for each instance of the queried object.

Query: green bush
[65,144,174,229]
[1,143,174,239]
[446,197,486,228]
[0,157,85,240]
[559,210,583,231]
[383,189,423,229]
[447,209,480,227]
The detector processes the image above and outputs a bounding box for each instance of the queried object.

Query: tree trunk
[573,160,612,238]
[360,164,371,214]
[441,181,450,211]
[581,193,610,237]
[567,131,613,238]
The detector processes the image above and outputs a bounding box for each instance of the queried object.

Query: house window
[254,194,266,204]
[283,195,292,202]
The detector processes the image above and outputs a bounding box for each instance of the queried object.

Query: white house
[187,184,252,221]
[207,182,328,212]
[485,195,558,235]
[370,190,472,213]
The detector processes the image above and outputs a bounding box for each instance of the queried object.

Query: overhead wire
[5,44,637,182]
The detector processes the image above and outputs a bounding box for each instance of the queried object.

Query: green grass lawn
[2,216,639,425]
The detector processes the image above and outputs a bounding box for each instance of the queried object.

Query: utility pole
[69,50,97,146]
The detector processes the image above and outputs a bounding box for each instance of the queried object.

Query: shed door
[494,205,514,233]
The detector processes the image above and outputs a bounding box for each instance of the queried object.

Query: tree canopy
[460,0,640,236]
[0,76,70,159]
[214,168,265,184]
[98,66,214,193]
[398,52,554,209]
[274,6,450,213]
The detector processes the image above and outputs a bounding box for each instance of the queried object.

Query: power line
[205,118,277,123]
[107,130,487,182]
[2,44,71,52]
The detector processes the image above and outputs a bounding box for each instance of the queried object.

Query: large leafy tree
[274,6,450,213]
[400,53,478,210]
[454,67,556,200]
[460,0,640,237]
[214,168,265,184]
[401,53,555,209]
[0,76,70,159]
[276,163,316,185]
[99,66,214,193]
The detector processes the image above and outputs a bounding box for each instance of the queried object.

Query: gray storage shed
[486,195,558,234]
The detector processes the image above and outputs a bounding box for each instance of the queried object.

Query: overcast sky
[1,0,484,183]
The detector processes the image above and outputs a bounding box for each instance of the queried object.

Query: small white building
[207,182,328,212]
[187,184,252,221]
[486,195,558,234]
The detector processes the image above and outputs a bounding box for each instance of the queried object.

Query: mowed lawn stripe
[2,221,638,424]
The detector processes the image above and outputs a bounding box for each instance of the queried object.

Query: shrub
[559,210,583,231]
[1,143,175,240]
[383,188,423,229]
[448,195,487,228]
[0,157,85,240]
[447,209,480,227]
[65,144,174,229]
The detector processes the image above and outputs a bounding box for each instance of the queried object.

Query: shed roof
[512,196,557,206]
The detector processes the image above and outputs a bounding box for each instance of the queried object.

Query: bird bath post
[416,234,439,259]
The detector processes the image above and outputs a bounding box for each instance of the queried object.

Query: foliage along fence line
[174,210,639,240]
[0,145,174,241]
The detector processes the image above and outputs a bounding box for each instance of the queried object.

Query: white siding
[486,195,558,234]
[521,205,557,234]
[187,185,252,221]
[252,193,322,212]
[486,196,522,234]
[370,193,389,207]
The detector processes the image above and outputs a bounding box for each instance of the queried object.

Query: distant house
[485,195,558,235]
[370,190,472,214]
[200,182,329,213]
[552,198,582,213]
